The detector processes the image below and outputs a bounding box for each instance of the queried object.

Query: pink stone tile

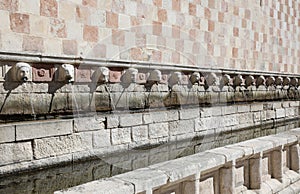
[205,8,211,19]
[153,21,162,36]
[50,18,66,38]
[83,25,98,42]
[109,68,122,83]
[153,0,162,7]
[172,25,180,39]
[76,5,90,23]
[106,11,118,28]
[62,40,77,55]
[232,47,238,58]
[131,47,143,61]
[172,52,180,64]
[10,13,29,33]
[82,0,97,7]
[189,3,196,16]
[112,29,125,46]
[0,0,18,11]
[75,68,91,82]
[136,72,147,84]
[208,20,214,32]
[161,74,168,84]
[172,0,180,11]
[152,50,162,62]
[112,0,125,13]
[91,44,106,58]
[23,35,44,52]
[158,9,167,22]
[32,64,54,82]
[40,0,58,17]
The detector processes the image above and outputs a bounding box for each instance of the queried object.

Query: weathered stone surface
[179,108,200,120]
[132,125,148,142]
[119,113,142,127]
[111,128,131,145]
[0,142,33,165]
[74,116,105,132]
[201,106,222,117]
[93,129,111,148]
[114,168,168,193]
[149,123,168,138]
[143,110,179,124]
[275,108,286,118]
[54,178,134,194]
[0,124,15,143]
[106,115,119,128]
[33,134,87,159]
[16,120,72,141]
[169,120,194,136]
[208,147,244,162]
[250,103,263,112]
[200,177,214,193]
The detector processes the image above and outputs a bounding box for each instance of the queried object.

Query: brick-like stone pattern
[0,0,299,73]
[0,100,299,174]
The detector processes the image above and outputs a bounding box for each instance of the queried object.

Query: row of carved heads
[6,62,300,90]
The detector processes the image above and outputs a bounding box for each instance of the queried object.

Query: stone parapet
[55,128,300,194]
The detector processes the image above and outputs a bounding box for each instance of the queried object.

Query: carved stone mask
[14,62,32,82]
[122,68,138,84]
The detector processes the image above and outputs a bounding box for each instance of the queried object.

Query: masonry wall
[0,0,300,73]
[0,100,299,175]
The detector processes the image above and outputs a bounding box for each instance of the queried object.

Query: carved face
[148,70,162,82]
[58,64,74,82]
[123,68,138,83]
[15,62,32,82]
[101,69,109,83]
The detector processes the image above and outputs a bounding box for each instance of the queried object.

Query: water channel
[0,119,299,194]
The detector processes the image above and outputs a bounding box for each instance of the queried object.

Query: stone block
[106,115,119,128]
[143,110,178,124]
[132,125,148,142]
[289,101,299,107]
[201,106,222,117]
[222,105,237,115]
[33,134,88,159]
[169,120,194,136]
[149,123,168,138]
[54,179,134,194]
[114,168,168,193]
[0,142,33,166]
[208,147,244,162]
[179,108,200,120]
[119,113,143,127]
[275,108,285,118]
[0,125,15,143]
[250,103,263,112]
[237,104,250,113]
[111,128,131,145]
[74,116,105,132]
[16,120,72,141]
[199,177,214,194]
[93,129,111,148]
[266,110,275,120]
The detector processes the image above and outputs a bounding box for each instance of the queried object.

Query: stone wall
[0,0,299,73]
[55,128,300,194]
[0,100,299,175]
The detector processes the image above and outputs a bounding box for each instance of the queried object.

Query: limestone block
[143,110,178,124]
[49,93,69,113]
[0,125,15,143]
[119,113,143,127]
[201,106,222,117]
[220,162,235,194]
[132,125,148,142]
[235,166,244,187]
[179,108,200,120]
[111,128,131,145]
[92,92,111,111]
[221,115,239,127]
[169,120,194,136]
[54,179,134,194]
[149,158,201,182]
[146,91,168,108]
[106,115,119,128]
[237,104,250,113]
[114,168,168,193]
[93,129,111,148]
[33,134,88,159]
[149,123,168,138]
[199,177,214,194]
[16,120,72,141]
[236,139,273,154]
[275,108,286,118]
[250,103,263,112]
[222,105,237,115]
[266,110,275,120]
[208,147,244,162]
[0,142,33,165]
[74,116,105,132]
